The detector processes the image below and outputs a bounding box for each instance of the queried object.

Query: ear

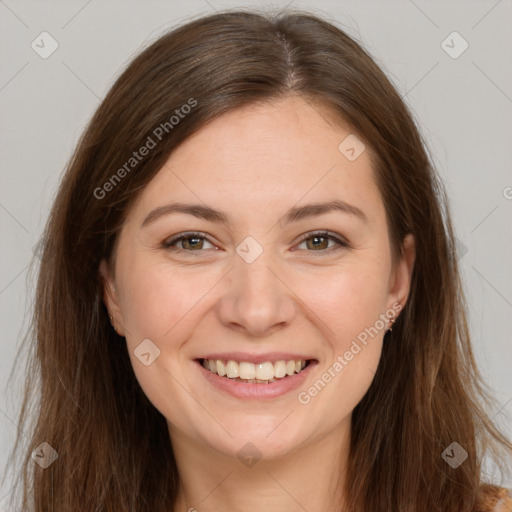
[386,233,416,316]
[98,259,126,336]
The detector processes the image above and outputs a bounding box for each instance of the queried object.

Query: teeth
[286,360,296,376]
[255,362,274,380]
[239,362,255,380]
[201,358,308,382]
[274,360,287,378]
[226,360,239,378]
[217,360,226,377]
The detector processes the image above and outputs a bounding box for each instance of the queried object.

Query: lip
[199,352,315,364]
[195,358,318,399]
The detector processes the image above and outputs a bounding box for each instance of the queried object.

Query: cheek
[116,255,197,344]
[298,259,391,343]
[116,256,229,362]
[293,256,389,401]
[295,269,386,414]
[317,342,382,418]
[114,260,211,427]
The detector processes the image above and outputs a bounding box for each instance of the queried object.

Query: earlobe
[388,233,416,315]
[98,259,115,311]
[98,259,125,336]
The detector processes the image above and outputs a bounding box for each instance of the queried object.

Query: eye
[163,232,217,255]
[294,231,349,253]
[162,230,350,256]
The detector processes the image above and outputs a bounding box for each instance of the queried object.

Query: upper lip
[198,352,317,364]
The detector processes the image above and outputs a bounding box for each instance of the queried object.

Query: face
[100,94,415,461]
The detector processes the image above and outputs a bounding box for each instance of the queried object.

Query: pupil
[185,237,202,249]
[309,236,327,250]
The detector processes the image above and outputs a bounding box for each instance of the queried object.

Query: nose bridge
[217,244,296,336]
[237,250,278,296]
[234,234,281,294]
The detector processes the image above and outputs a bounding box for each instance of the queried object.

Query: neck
[169,417,350,512]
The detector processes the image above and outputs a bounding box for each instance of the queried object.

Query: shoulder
[474,484,512,512]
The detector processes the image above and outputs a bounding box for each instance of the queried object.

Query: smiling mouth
[199,358,312,384]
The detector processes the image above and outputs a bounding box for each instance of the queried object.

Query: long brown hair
[4,8,511,512]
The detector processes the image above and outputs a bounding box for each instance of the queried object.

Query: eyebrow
[141,199,368,228]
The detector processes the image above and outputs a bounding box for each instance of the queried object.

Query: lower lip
[196,360,316,399]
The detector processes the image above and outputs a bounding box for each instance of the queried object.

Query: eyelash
[162,230,350,256]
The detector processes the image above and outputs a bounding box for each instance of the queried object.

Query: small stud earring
[388,316,396,332]
[109,315,117,332]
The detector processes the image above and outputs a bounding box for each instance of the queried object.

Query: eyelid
[163,231,216,252]
[163,230,350,256]
[294,230,350,251]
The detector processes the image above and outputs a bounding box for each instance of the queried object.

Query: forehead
[127,95,384,227]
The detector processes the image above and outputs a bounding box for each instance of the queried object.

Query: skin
[100,94,415,512]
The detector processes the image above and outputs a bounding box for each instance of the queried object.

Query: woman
[5,9,512,512]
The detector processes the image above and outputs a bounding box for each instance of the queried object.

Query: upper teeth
[202,359,307,381]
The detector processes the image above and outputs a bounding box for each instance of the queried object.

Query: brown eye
[163,232,216,253]
[179,236,205,250]
[295,231,349,252]
[305,235,330,250]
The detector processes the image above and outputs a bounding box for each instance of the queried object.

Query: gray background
[1,0,511,505]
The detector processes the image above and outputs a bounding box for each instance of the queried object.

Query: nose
[216,253,297,338]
